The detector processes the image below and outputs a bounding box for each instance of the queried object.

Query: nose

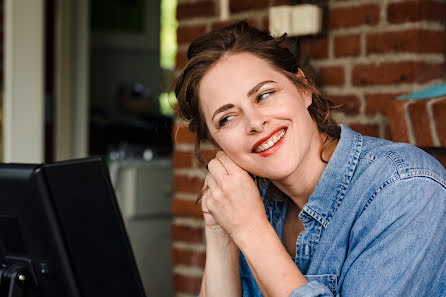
[245,110,268,134]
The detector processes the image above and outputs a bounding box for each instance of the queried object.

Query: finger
[195,184,208,204]
[200,188,210,213]
[196,176,209,204]
[215,151,244,175]
[207,157,228,180]
[205,173,218,192]
[200,192,213,216]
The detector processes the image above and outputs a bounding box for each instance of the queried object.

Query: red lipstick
[251,127,287,152]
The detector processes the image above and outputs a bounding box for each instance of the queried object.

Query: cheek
[212,133,250,164]
[215,133,243,154]
[271,102,308,122]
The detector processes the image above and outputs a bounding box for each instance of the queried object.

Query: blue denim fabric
[240,125,446,297]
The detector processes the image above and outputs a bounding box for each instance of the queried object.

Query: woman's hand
[201,152,308,297]
[203,151,268,241]
[200,189,224,231]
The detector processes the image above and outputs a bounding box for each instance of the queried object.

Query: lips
[252,128,287,153]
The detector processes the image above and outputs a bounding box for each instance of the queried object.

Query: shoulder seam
[360,174,446,215]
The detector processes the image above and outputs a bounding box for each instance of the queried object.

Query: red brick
[318,66,345,86]
[177,25,207,46]
[211,18,258,31]
[367,30,446,55]
[329,4,380,29]
[172,198,204,219]
[348,123,380,138]
[432,98,446,148]
[172,248,206,268]
[177,1,216,20]
[230,0,269,13]
[300,37,329,60]
[174,175,205,194]
[174,273,202,294]
[173,125,196,144]
[365,92,406,116]
[386,101,410,143]
[211,20,233,31]
[272,0,292,5]
[246,18,258,28]
[352,61,445,86]
[175,50,188,70]
[172,224,204,244]
[387,0,446,24]
[385,124,392,140]
[262,16,269,30]
[407,100,433,147]
[328,94,361,115]
[416,63,446,84]
[334,34,361,57]
[173,150,193,169]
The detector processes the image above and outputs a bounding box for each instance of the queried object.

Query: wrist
[230,217,271,250]
[205,227,238,249]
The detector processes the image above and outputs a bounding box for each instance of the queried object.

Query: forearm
[200,229,241,297]
[233,220,308,297]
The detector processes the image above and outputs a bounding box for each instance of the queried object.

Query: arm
[204,152,309,297]
[200,229,241,297]
[199,191,241,297]
[233,218,309,297]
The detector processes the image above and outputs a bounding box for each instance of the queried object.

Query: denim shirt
[240,125,446,297]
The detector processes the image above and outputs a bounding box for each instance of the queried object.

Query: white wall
[3,0,45,163]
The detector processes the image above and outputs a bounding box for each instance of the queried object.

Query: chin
[248,162,299,182]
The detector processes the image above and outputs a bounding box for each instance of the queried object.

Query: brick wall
[172,0,446,296]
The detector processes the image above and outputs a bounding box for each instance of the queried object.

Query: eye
[219,115,234,127]
[257,90,275,102]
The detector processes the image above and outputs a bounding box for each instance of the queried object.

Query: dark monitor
[0,157,147,297]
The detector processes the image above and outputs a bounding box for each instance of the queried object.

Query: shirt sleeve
[289,281,334,297]
[289,176,446,297]
[339,177,446,296]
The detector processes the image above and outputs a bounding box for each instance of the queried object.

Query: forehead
[198,53,282,115]
[201,52,277,87]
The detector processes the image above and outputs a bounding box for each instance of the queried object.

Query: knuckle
[208,159,217,169]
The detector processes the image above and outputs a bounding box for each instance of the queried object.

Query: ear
[296,68,312,107]
[297,68,306,78]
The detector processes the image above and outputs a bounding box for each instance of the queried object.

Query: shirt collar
[301,125,363,228]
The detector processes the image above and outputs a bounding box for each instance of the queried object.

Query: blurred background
[0,0,445,296]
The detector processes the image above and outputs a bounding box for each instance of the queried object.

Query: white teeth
[254,129,285,153]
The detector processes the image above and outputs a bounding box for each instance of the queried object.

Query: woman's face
[198,52,316,181]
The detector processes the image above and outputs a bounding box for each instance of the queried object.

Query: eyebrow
[211,80,276,122]
[211,103,234,122]
[247,80,276,98]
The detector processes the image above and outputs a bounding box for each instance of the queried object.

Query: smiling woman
[175,21,446,297]
[199,53,318,181]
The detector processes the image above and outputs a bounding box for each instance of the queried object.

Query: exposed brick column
[301,0,446,140]
[172,0,446,295]
[387,96,446,149]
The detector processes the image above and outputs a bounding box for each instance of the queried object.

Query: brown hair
[175,20,340,166]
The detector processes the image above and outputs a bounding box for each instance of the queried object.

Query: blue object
[239,126,446,297]
[398,83,446,100]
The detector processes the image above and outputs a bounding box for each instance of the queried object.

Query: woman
[175,21,446,297]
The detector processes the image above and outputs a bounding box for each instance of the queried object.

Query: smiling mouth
[253,128,286,153]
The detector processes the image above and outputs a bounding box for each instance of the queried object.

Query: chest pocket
[305,274,338,296]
